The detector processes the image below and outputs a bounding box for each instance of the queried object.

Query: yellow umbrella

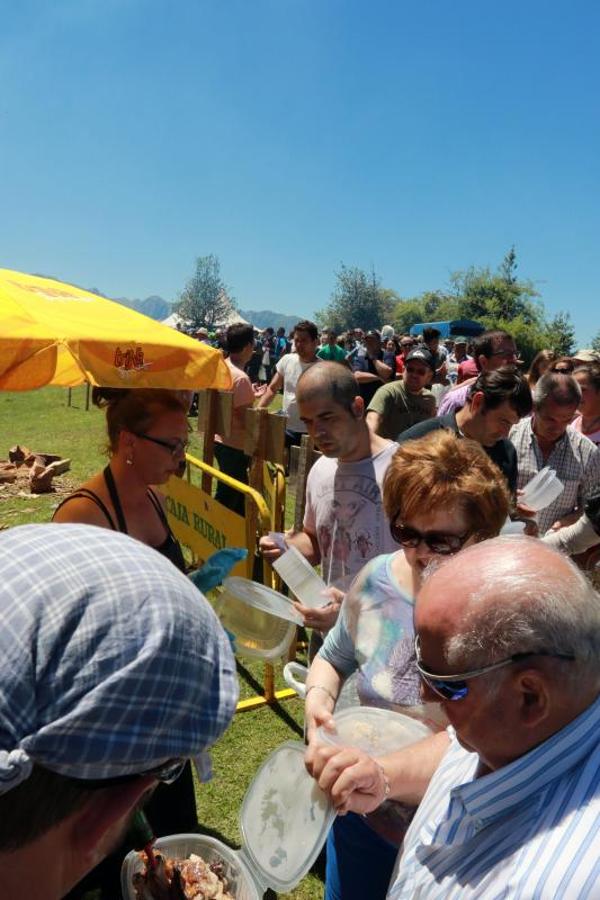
[0,268,232,391]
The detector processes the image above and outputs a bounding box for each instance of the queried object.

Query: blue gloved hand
[188,547,248,594]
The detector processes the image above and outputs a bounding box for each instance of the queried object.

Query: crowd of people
[2,315,600,899]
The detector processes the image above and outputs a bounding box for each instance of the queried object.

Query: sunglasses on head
[414,635,576,702]
[390,522,471,555]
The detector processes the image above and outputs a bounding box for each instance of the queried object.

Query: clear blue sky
[1,0,598,344]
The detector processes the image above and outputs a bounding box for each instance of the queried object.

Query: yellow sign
[162,475,249,577]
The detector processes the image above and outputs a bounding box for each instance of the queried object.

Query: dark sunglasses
[414,635,576,702]
[73,758,186,790]
[135,432,190,458]
[390,522,471,555]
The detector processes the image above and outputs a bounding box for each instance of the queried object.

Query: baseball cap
[405,345,436,372]
[0,524,238,794]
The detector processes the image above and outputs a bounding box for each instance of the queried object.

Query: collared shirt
[388,695,600,899]
[437,381,472,416]
[509,416,600,534]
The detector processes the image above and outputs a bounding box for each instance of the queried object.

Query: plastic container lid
[272,546,328,609]
[222,576,304,626]
[500,518,527,535]
[121,742,335,899]
[213,583,296,661]
[316,705,431,756]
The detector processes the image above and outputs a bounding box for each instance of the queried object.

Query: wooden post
[85,383,90,411]
[67,388,72,407]
[201,390,219,494]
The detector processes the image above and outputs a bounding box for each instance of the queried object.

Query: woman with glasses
[304,429,510,900]
[53,387,190,572]
[54,388,198,897]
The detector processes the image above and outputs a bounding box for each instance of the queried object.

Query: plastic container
[316,705,431,756]
[283,662,360,712]
[520,467,564,512]
[121,741,336,900]
[272,545,328,609]
[213,578,300,661]
[500,518,527,535]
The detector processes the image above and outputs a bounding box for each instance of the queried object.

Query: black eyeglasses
[390,522,471,555]
[414,635,576,702]
[135,433,189,458]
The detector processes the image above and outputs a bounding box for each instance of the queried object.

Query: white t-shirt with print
[304,441,399,590]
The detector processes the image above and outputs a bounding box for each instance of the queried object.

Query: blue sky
[1,0,598,344]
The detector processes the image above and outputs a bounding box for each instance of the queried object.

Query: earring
[126,456,133,466]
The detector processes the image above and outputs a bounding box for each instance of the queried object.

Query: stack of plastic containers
[272,545,329,608]
[519,467,564,511]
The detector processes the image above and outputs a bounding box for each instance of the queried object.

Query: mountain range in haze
[116,295,302,331]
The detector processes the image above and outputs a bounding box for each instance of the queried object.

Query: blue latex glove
[188,547,248,594]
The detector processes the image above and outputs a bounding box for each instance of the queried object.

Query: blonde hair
[383,430,510,540]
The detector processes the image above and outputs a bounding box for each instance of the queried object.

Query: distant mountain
[115,294,172,321]
[239,309,302,332]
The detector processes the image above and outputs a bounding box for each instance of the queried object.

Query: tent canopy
[409,319,485,339]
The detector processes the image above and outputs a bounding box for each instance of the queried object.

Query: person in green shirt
[366,345,436,439]
[317,327,348,363]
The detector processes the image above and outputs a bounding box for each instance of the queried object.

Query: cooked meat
[133,850,235,900]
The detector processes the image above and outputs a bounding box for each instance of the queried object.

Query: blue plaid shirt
[0,524,238,793]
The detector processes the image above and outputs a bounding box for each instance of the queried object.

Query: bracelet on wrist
[305,684,337,704]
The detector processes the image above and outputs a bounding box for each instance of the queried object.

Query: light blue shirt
[388,694,600,898]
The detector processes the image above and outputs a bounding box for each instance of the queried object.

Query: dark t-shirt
[396,413,518,494]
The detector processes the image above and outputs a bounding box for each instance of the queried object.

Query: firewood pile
[0,445,71,494]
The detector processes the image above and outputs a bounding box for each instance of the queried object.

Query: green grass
[0,387,323,899]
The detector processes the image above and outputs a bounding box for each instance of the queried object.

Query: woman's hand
[294,586,345,634]
[304,745,388,816]
[304,688,336,744]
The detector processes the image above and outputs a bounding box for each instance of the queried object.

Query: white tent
[161,305,249,331]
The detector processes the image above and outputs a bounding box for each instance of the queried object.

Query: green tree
[591,331,600,354]
[175,254,235,330]
[543,311,576,357]
[315,264,392,332]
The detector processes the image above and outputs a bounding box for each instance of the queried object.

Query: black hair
[472,329,514,363]
[226,323,255,354]
[467,367,532,417]
[423,327,441,344]
[293,319,319,341]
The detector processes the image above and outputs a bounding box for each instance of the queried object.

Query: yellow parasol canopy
[0,268,232,391]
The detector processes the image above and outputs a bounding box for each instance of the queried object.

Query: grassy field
[0,387,323,900]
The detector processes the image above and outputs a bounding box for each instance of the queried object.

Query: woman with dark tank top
[53,387,197,899]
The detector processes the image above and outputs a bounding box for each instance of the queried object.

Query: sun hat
[0,524,238,795]
[573,349,599,363]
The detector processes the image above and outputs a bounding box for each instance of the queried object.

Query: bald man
[259,362,398,632]
[308,538,600,898]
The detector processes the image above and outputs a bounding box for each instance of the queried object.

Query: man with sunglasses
[0,524,238,900]
[437,329,519,417]
[310,538,600,899]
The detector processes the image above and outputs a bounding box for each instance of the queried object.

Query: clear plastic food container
[316,705,431,756]
[122,741,336,899]
[214,577,300,661]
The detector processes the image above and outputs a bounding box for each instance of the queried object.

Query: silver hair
[533,372,581,411]
[445,539,600,688]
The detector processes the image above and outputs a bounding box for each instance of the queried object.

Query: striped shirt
[510,416,600,534]
[387,695,600,899]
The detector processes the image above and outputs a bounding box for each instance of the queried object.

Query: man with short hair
[366,346,436,439]
[0,524,237,900]
[257,319,320,447]
[318,327,347,363]
[214,322,256,514]
[259,362,398,631]
[422,327,448,384]
[437,329,518,416]
[308,537,600,898]
[351,330,394,406]
[399,368,532,492]
[510,371,600,534]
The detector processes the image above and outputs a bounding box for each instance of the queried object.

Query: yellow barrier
[162,453,297,712]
